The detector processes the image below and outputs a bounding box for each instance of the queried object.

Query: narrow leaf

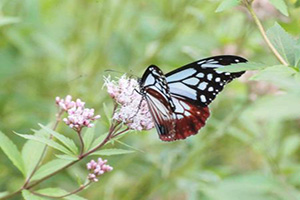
[31,159,74,181]
[16,133,73,155]
[90,148,135,156]
[90,134,107,150]
[216,62,269,73]
[39,124,78,155]
[82,125,96,152]
[55,154,78,161]
[22,190,44,200]
[215,0,241,12]
[36,188,87,200]
[0,131,25,175]
[269,0,289,16]
[22,138,45,178]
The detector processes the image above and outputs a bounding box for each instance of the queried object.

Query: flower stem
[77,130,85,157]
[244,0,288,66]
[30,182,91,198]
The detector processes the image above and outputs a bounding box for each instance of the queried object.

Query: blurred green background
[1,0,300,199]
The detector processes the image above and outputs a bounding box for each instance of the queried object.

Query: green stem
[244,0,288,66]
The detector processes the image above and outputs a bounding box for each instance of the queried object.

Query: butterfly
[138,55,247,141]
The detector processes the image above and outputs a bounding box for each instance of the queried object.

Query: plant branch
[244,0,289,66]
[30,182,91,199]
[26,120,123,190]
[22,110,65,188]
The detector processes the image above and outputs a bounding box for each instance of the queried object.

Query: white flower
[104,75,154,131]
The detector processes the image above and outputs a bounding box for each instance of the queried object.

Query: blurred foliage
[1,0,300,199]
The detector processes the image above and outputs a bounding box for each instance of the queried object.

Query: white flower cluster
[104,75,154,131]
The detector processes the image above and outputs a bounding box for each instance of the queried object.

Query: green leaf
[215,0,241,12]
[31,159,74,181]
[281,135,300,157]
[268,0,289,16]
[22,130,46,178]
[250,65,296,79]
[0,131,25,175]
[245,94,300,120]
[90,134,107,150]
[0,17,21,27]
[90,148,135,156]
[22,190,45,200]
[216,62,269,73]
[36,188,87,200]
[55,154,78,161]
[267,23,298,66]
[296,0,300,7]
[39,124,78,155]
[82,125,96,152]
[16,132,73,155]
[115,140,144,153]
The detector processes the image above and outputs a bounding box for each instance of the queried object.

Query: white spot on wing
[197,60,206,65]
[207,74,213,80]
[199,82,208,90]
[202,63,223,68]
[215,77,221,82]
[200,95,207,103]
[196,73,204,78]
[208,87,214,92]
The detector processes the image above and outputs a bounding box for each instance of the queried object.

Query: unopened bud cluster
[87,158,113,182]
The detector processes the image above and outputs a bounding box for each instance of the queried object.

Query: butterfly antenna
[104,69,139,79]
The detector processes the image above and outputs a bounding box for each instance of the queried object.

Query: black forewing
[166,55,247,107]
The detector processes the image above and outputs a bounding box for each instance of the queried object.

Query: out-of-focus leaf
[22,190,44,200]
[269,0,289,16]
[215,0,241,12]
[36,188,87,200]
[245,94,300,120]
[0,192,9,198]
[90,148,135,156]
[0,131,25,176]
[39,124,78,155]
[0,17,21,27]
[281,135,300,157]
[296,0,300,7]
[267,23,298,66]
[15,132,73,155]
[22,129,46,178]
[217,62,269,73]
[203,173,287,200]
[31,159,73,181]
